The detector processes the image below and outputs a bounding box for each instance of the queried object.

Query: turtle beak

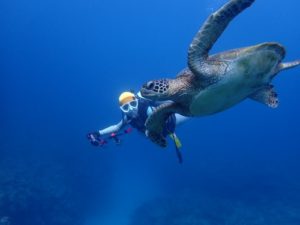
[140,87,151,97]
[141,81,156,98]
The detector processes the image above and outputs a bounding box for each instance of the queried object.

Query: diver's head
[119,91,139,118]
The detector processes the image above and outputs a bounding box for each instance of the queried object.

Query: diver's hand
[87,131,102,146]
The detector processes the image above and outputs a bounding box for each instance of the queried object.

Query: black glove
[87,131,102,146]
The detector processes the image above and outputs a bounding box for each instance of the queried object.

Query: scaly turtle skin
[140,0,300,147]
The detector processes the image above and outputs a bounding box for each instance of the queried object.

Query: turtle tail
[277,60,300,72]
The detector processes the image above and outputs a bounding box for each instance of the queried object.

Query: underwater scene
[1,0,300,224]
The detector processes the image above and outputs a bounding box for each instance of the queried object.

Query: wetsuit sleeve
[98,119,127,136]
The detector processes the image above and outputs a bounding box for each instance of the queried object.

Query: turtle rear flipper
[188,0,255,78]
[249,85,279,108]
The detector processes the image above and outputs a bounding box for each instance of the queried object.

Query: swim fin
[169,133,183,164]
[169,133,182,148]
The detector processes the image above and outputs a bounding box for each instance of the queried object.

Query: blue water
[1,0,300,224]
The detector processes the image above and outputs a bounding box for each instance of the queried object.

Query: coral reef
[0,149,110,225]
[0,217,10,225]
[0,155,83,225]
[130,191,300,225]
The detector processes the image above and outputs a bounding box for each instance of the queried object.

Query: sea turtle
[140,0,300,147]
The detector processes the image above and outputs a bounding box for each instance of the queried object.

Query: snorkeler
[87,91,188,162]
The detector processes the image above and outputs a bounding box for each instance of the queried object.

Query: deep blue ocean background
[1,0,300,224]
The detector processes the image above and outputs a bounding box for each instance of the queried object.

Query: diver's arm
[98,119,127,136]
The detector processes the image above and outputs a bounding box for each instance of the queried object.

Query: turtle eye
[145,81,154,90]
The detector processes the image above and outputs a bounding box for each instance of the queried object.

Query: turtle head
[141,78,172,101]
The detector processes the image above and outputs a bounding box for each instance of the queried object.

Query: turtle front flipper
[188,0,255,78]
[145,102,179,148]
